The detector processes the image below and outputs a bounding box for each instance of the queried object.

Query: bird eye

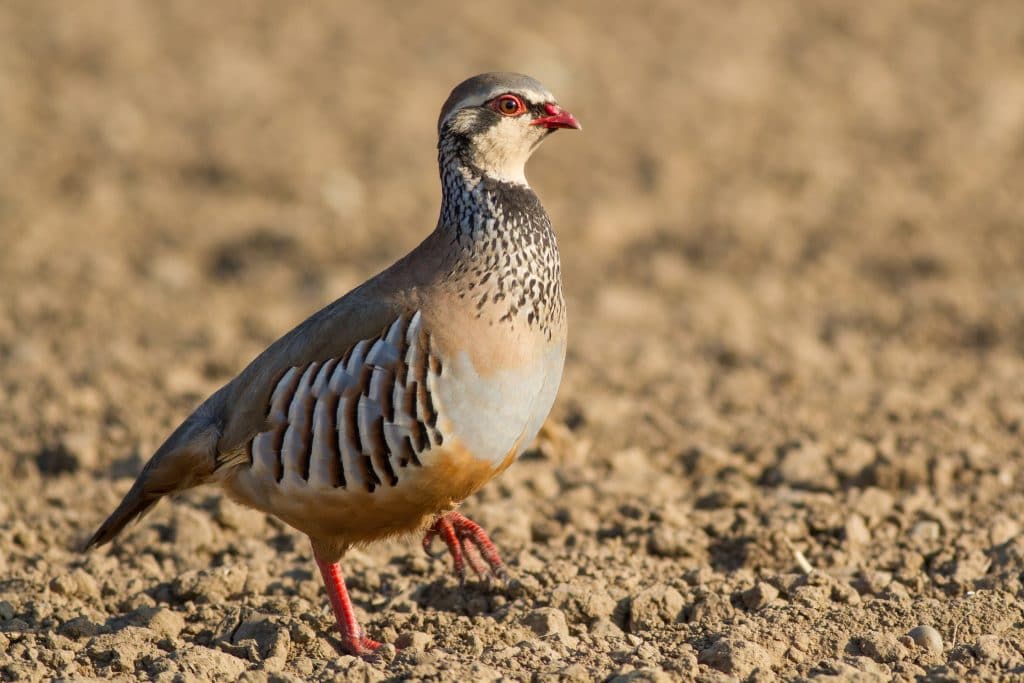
[493,94,525,116]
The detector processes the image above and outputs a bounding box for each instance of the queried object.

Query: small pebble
[172,564,247,602]
[698,637,774,678]
[910,520,941,542]
[169,506,216,553]
[394,631,433,650]
[129,606,185,639]
[629,585,684,632]
[523,607,569,639]
[845,514,871,547]
[907,625,942,656]
[56,616,101,639]
[856,632,906,663]
[293,656,314,676]
[741,581,779,610]
[49,569,99,600]
[375,642,397,664]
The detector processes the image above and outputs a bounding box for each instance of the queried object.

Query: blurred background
[3,0,1023,460]
[3,1,1024,679]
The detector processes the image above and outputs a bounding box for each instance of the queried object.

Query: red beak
[532,103,582,131]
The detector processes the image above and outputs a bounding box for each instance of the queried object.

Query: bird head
[438,72,581,185]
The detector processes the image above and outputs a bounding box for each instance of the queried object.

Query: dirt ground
[3,1,1024,680]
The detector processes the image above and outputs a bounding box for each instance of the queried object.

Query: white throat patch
[467,117,538,185]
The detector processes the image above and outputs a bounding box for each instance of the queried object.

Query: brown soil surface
[4,1,1024,680]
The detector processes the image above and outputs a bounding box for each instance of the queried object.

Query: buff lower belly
[220,441,514,549]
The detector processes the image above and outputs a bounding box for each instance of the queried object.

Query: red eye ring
[491,94,526,116]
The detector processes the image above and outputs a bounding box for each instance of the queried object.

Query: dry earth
[3,1,1024,681]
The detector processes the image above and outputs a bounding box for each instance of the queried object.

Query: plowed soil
[3,2,1024,681]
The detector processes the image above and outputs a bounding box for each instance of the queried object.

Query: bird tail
[84,401,224,550]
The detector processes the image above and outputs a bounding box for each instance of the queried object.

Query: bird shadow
[409,576,509,617]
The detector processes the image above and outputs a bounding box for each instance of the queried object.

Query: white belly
[435,340,566,466]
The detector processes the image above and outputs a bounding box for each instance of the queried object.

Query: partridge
[86,72,580,656]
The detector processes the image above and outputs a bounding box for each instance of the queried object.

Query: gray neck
[434,138,565,338]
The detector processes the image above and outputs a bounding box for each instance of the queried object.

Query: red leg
[460,537,490,578]
[422,511,506,582]
[313,552,381,656]
[423,515,466,579]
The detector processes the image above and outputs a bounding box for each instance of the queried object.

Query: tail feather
[84,480,164,549]
[84,409,223,551]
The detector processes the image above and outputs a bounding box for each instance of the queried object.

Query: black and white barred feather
[247,311,444,493]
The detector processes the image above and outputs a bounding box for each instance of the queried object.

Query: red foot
[314,549,382,657]
[422,511,507,583]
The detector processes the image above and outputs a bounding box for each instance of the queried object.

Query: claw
[421,511,506,585]
[421,529,447,559]
[350,634,382,658]
[461,536,489,579]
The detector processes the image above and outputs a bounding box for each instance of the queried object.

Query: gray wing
[84,275,416,549]
[84,228,449,550]
[217,285,411,457]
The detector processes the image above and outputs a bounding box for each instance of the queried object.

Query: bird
[85,72,580,657]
